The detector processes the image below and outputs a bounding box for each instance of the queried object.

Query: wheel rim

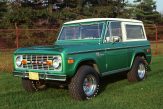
[138,63,146,79]
[83,75,97,97]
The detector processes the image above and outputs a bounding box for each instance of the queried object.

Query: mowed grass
[0,56,163,109]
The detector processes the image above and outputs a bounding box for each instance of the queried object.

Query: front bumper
[13,71,67,81]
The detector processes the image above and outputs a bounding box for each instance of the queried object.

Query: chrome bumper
[13,71,66,81]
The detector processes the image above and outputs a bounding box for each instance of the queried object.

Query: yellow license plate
[29,72,39,80]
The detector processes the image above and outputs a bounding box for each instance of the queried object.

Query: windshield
[58,23,104,40]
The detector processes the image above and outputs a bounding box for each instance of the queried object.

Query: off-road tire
[22,78,46,92]
[68,65,100,100]
[127,56,147,82]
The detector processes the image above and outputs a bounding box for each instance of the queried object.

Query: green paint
[13,19,152,81]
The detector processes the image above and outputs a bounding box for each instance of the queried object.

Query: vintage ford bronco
[13,18,152,100]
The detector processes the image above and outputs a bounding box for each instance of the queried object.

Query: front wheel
[127,56,147,82]
[68,65,100,100]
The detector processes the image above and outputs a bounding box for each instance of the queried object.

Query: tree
[0,0,7,20]
[133,0,161,24]
[0,0,10,28]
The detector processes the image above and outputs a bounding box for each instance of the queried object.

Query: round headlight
[52,56,61,69]
[16,56,22,67]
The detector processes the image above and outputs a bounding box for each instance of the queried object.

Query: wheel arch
[74,59,101,76]
[130,52,147,68]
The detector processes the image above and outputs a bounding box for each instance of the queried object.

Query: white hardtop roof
[64,18,142,24]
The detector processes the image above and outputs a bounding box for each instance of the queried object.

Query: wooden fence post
[154,24,158,55]
[15,23,19,48]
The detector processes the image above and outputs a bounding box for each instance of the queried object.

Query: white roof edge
[64,18,142,24]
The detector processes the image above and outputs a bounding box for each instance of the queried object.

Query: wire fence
[0,28,58,73]
[0,29,58,49]
[145,25,163,55]
[0,26,163,73]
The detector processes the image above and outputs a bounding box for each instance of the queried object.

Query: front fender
[65,52,104,77]
[130,49,146,68]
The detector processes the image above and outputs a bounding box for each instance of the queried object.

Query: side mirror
[106,37,110,42]
[112,36,121,42]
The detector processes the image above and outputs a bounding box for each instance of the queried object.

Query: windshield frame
[57,21,105,41]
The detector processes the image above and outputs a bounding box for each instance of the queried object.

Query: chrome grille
[22,55,54,70]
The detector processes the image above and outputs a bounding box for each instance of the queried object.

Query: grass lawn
[0,50,13,73]
[0,56,163,109]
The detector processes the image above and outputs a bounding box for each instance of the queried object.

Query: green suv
[13,18,152,100]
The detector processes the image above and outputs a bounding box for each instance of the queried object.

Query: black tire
[127,56,147,82]
[22,78,46,92]
[68,65,100,100]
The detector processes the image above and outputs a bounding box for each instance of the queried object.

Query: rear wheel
[127,56,147,82]
[22,78,46,92]
[68,65,100,100]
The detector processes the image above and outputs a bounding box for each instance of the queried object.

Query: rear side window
[110,22,122,37]
[126,25,145,40]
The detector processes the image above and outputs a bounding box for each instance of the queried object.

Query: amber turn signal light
[46,60,52,66]
[68,59,74,64]
[21,60,27,65]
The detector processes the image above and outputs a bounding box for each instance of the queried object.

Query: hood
[14,45,64,55]
[14,43,102,55]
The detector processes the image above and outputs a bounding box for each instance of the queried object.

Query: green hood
[14,45,64,55]
[14,43,102,55]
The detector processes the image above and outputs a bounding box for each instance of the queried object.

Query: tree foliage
[0,0,7,19]
[0,0,9,28]
[0,0,162,29]
[133,0,161,24]
[0,0,128,29]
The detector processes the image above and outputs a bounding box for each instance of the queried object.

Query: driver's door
[104,21,129,73]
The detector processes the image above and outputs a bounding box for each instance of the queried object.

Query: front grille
[22,55,54,70]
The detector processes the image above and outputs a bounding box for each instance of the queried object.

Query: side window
[110,22,122,38]
[105,22,122,42]
[126,25,145,39]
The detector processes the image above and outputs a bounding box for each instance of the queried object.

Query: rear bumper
[13,71,67,81]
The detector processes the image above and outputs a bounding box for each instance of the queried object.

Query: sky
[129,0,163,13]
[156,0,163,12]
